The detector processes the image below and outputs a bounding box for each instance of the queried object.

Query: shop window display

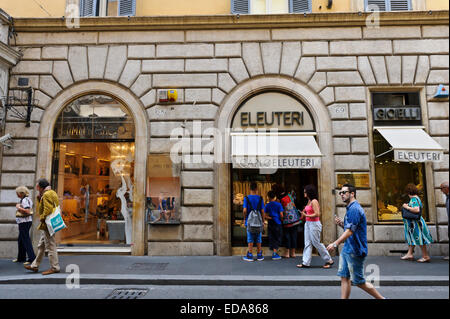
[52,94,135,245]
[146,155,181,225]
[374,131,428,222]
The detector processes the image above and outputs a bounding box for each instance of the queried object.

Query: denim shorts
[247,230,262,244]
[337,250,366,285]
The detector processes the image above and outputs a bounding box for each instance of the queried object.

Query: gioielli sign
[373,106,421,121]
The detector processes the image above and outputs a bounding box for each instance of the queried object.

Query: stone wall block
[280,42,301,77]
[334,155,370,170]
[141,90,156,108]
[148,242,213,256]
[12,61,52,75]
[394,39,449,55]
[242,43,263,77]
[184,189,214,206]
[39,75,62,98]
[181,172,214,188]
[308,72,327,93]
[142,59,184,73]
[428,102,449,119]
[294,57,316,83]
[302,41,328,56]
[0,224,18,240]
[212,88,226,106]
[349,103,367,119]
[215,43,241,57]
[332,120,368,136]
[218,73,236,93]
[42,46,68,60]
[317,57,357,71]
[185,89,212,103]
[147,104,218,121]
[319,87,335,106]
[427,70,449,85]
[369,56,388,85]
[104,46,127,82]
[157,44,214,58]
[402,56,418,84]
[128,45,155,59]
[327,71,363,86]
[153,74,217,88]
[88,46,108,79]
[415,56,430,84]
[68,46,88,82]
[261,42,282,74]
[335,86,366,102]
[333,138,351,153]
[357,56,376,85]
[53,61,74,88]
[185,59,228,72]
[183,225,213,241]
[385,56,401,85]
[119,60,141,88]
[430,55,449,69]
[229,58,250,83]
[130,74,152,98]
[180,207,213,223]
[331,41,392,55]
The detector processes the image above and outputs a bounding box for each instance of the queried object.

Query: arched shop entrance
[51,94,135,246]
[35,81,148,256]
[215,77,335,256]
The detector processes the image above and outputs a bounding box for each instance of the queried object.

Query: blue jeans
[247,230,262,244]
[17,222,35,262]
[337,250,366,285]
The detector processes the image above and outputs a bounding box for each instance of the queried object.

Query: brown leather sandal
[323,260,334,269]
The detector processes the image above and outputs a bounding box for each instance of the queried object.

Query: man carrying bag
[24,179,61,275]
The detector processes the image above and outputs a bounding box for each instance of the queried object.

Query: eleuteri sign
[232,92,314,131]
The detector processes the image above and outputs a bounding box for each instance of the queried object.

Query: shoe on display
[242,252,254,262]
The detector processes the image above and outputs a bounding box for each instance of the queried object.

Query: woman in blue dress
[401,183,433,263]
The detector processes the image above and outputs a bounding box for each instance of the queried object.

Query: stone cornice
[0,9,12,25]
[10,10,449,32]
[0,42,21,66]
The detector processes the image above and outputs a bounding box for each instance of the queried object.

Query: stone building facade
[0,11,448,257]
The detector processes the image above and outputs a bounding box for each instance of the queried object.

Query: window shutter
[290,0,311,13]
[390,0,411,11]
[80,0,98,17]
[118,0,136,16]
[231,0,249,14]
[366,0,387,11]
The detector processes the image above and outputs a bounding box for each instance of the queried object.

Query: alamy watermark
[65,264,80,289]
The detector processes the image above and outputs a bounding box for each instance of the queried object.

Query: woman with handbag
[401,183,433,263]
[280,187,301,258]
[13,186,36,265]
[297,184,334,269]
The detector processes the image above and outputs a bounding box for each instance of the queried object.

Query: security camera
[0,133,14,149]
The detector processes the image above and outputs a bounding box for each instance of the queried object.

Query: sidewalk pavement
[0,255,448,286]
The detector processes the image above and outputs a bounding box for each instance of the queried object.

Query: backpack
[245,196,264,234]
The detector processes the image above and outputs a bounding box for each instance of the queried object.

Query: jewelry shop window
[372,92,429,222]
[52,94,135,245]
[146,155,181,225]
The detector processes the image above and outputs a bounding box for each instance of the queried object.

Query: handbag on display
[282,194,301,227]
[45,206,67,236]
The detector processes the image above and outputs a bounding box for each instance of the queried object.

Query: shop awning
[375,127,445,162]
[231,133,322,169]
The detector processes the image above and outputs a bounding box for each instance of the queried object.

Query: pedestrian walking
[400,183,433,263]
[439,181,449,260]
[13,186,36,265]
[24,178,61,275]
[280,187,301,258]
[327,184,385,299]
[264,191,284,260]
[296,184,334,269]
[242,182,265,262]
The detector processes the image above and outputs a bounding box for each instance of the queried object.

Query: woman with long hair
[297,184,334,269]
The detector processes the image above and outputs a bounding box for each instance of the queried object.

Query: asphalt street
[0,284,448,299]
